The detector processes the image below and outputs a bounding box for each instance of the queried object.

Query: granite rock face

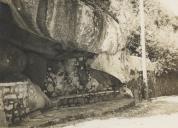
[4,0,139,83]
[9,0,128,54]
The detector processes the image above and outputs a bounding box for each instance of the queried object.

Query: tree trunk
[139,0,149,100]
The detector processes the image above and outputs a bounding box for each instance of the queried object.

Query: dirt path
[57,96,178,128]
[17,97,134,127]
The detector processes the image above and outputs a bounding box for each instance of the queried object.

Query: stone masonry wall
[0,82,29,124]
[0,80,49,125]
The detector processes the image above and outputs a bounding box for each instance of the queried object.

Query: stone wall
[128,70,178,99]
[154,71,178,97]
[0,82,29,124]
[0,80,50,125]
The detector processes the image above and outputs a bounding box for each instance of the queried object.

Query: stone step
[52,90,121,108]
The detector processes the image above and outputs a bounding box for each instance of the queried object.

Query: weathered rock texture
[0,0,137,99]
[4,0,139,83]
[9,0,130,53]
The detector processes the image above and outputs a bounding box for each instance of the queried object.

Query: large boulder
[27,80,51,111]
[3,0,139,82]
[8,0,128,54]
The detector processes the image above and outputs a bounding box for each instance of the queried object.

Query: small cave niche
[44,57,91,97]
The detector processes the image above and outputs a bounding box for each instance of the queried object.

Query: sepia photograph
[0,0,178,127]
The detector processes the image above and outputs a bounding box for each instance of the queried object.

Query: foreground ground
[56,96,178,128]
[18,96,134,127]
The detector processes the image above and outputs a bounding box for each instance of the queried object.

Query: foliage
[126,0,178,75]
